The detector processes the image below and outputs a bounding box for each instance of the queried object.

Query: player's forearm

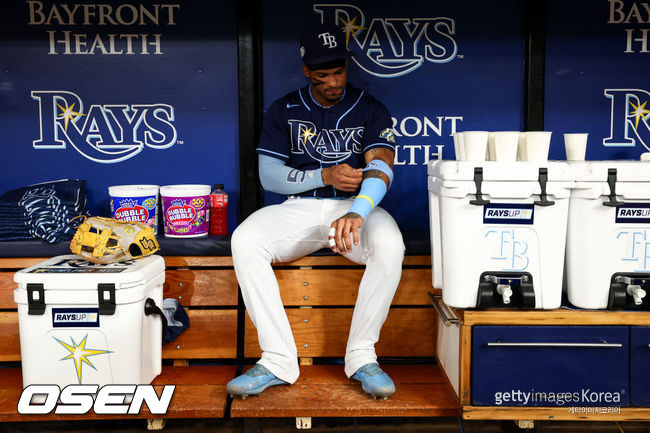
[363,147,394,187]
[347,148,395,219]
[258,154,325,194]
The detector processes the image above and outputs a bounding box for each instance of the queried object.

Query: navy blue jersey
[257,84,396,198]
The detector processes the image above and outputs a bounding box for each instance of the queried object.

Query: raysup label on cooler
[483,204,535,225]
[52,308,100,328]
[615,203,650,224]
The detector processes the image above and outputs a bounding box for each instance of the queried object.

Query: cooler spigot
[496,284,513,304]
[627,285,646,306]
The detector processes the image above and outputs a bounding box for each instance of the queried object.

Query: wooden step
[230,364,459,418]
[0,365,237,422]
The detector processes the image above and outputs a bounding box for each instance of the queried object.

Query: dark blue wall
[545,0,650,160]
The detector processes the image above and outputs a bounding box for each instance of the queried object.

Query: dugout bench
[0,233,459,429]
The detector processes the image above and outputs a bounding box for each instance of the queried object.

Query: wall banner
[546,0,650,160]
[0,1,240,230]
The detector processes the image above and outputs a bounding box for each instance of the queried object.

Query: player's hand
[328,212,364,254]
[321,164,362,192]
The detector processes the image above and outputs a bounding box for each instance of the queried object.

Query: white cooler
[566,161,650,309]
[13,255,165,388]
[428,161,574,309]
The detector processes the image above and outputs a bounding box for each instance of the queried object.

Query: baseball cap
[300,23,352,66]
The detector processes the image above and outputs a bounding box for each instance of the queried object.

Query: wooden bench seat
[230,364,458,418]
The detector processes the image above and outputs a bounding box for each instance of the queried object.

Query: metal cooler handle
[487,342,622,348]
[427,292,459,327]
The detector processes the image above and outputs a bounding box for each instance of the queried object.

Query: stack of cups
[457,131,488,161]
[454,131,532,162]
[519,131,552,162]
[454,130,588,162]
[487,131,520,162]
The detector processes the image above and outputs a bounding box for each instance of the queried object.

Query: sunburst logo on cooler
[54,334,111,384]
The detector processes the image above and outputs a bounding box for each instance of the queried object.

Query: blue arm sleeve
[258,154,325,194]
[348,177,388,219]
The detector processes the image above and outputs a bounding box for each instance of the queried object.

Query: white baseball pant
[231,196,405,383]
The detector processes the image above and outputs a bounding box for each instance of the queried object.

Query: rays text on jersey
[288,120,364,163]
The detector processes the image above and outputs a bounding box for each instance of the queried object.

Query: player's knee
[368,231,405,267]
[231,224,262,259]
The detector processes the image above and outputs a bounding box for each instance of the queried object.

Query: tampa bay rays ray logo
[32,90,177,164]
[604,89,650,151]
[314,4,457,78]
[288,119,364,163]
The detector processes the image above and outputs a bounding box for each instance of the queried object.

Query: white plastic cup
[452,132,465,161]
[517,132,527,161]
[642,152,650,161]
[487,132,496,161]
[563,133,588,161]
[493,131,520,162]
[462,131,488,162]
[525,131,552,162]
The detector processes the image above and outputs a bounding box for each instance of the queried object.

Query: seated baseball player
[227,23,405,399]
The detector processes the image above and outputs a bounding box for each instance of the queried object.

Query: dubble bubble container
[109,185,159,234]
[160,185,211,238]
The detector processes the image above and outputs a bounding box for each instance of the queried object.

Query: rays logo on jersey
[32,90,177,164]
[288,119,364,163]
[604,88,650,151]
[313,3,457,78]
[379,128,396,143]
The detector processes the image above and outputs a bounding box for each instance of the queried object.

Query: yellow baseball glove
[70,216,160,264]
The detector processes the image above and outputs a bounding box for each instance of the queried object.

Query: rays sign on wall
[314,3,458,78]
[32,90,177,163]
[604,88,650,151]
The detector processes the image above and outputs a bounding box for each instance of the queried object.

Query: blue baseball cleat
[227,364,288,399]
[351,363,396,399]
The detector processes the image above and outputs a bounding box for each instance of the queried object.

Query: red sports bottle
[209,184,228,235]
